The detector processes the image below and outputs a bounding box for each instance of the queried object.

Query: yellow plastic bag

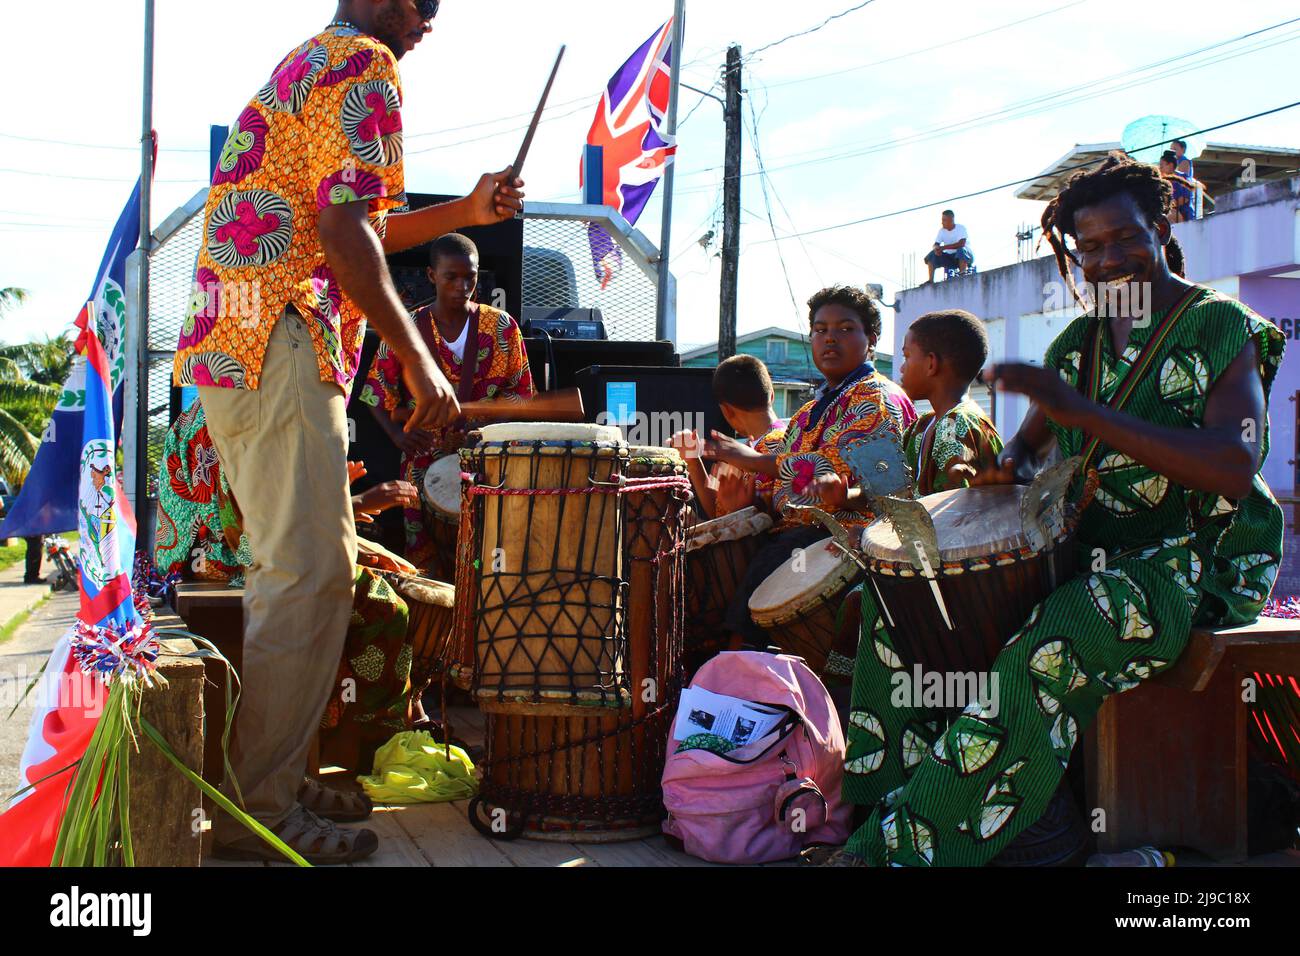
[357,730,478,804]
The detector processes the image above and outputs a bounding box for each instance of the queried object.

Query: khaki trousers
[199,310,357,837]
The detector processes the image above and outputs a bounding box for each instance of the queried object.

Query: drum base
[469,795,663,843]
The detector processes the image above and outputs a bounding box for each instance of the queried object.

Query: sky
[2,0,1298,358]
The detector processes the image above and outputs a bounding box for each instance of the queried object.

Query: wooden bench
[1086,617,1300,861]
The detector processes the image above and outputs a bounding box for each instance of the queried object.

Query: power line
[750,99,1300,243]
[762,0,1086,90]
[747,1,879,58]
[674,18,1300,192]
[745,97,805,329]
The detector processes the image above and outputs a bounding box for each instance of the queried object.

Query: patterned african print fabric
[174,25,406,392]
[154,401,245,581]
[359,303,534,568]
[774,365,915,531]
[841,287,1285,866]
[903,398,1003,497]
[742,420,787,512]
[153,401,414,733]
[320,566,412,732]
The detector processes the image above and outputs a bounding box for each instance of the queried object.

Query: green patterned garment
[902,398,1004,496]
[841,287,1286,866]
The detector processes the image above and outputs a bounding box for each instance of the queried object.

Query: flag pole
[128,0,155,529]
[654,0,685,345]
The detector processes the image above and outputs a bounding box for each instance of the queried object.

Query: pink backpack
[661,651,852,864]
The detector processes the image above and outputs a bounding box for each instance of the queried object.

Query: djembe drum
[748,536,863,679]
[465,433,691,841]
[420,453,462,582]
[858,469,1085,714]
[683,507,773,674]
[378,573,455,719]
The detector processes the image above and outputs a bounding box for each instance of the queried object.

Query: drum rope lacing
[464,443,691,830]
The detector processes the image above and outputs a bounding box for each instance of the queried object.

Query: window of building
[767,339,788,363]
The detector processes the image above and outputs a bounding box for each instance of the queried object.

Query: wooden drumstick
[510,45,566,182]
[394,388,586,424]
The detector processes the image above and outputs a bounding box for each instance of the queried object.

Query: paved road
[0,589,79,803]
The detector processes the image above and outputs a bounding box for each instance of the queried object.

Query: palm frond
[0,407,40,487]
[0,287,30,316]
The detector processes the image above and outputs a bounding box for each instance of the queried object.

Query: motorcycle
[44,537,78,592]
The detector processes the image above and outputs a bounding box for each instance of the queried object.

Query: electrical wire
[747,1,879,58]
[749,99,1300,243]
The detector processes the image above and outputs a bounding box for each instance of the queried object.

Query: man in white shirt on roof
[924,209,975,282]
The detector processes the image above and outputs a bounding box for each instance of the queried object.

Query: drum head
[749,536,858,621]
[389,574,455,608]
[860,484,1034,563]
[477,422,623,444]
[686,507,774,552]
[421,454,462,519]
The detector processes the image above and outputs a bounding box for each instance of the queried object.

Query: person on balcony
[924,210,975,282]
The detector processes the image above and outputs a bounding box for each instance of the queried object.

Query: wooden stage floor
[203,705,1300,869]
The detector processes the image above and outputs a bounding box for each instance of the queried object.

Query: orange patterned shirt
[173,25,406,392]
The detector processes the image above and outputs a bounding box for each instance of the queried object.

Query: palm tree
[0,335,63,491]
[0,287,29,316]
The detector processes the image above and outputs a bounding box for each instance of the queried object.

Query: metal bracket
[1020,455,1081,550]
[842,435,912,498]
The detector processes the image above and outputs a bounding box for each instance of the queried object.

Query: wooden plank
[391,801,512,867]
[640,835,719,867]
[351,808,430,867]
[580,838,686,867]
[443,797,595,867]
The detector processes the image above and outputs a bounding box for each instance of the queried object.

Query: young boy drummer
[705,285,916,675]
[819,309,1001,508]
[670,354,787,519]
[361,233,534,574]
[822,153,1285,867]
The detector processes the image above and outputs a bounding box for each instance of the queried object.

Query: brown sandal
[212,806,378,865]
[299,777,373,822]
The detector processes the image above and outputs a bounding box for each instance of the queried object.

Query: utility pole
[718,44,742,362]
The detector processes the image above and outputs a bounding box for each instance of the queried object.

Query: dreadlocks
[1040,151,1185,303]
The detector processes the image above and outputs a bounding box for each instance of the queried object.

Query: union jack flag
[581,18,679,288]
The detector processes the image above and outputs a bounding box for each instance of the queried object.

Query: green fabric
[357,730,478,804]
[842,288,1286,866]
[902,398,1003,496]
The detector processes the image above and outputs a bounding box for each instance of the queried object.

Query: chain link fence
[520,204,663,342]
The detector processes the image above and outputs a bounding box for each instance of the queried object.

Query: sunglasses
[416,0,440,19]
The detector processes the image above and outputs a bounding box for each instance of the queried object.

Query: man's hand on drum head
[982,362,1088,428]
[402,354,461,432]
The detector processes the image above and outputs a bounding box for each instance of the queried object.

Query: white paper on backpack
[673,686,787,747]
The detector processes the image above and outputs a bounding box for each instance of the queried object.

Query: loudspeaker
[574,365,729,443]
[524,338,677,393]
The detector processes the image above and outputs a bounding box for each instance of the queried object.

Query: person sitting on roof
[923,209,975,282]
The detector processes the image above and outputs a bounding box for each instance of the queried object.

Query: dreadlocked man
[829,151,1284,867]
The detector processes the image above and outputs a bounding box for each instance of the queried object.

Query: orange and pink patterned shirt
[174,25,406,392]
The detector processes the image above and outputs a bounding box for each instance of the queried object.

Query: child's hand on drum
[715,467,756,516]
[668,428,703,459]
[353,480,419,523]
[702,430,757,467]
[967,455,1019,487]
[814,473,850,510]
[347,460,368,485]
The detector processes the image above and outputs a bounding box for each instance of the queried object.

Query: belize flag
[0,183,140,539]
[580,18,679,289]
[0,306,152,867]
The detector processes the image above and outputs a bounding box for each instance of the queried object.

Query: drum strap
[413,304,482,405]
[1077,284,1203,472]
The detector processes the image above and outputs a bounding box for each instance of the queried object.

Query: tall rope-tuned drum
[460,425,690,841]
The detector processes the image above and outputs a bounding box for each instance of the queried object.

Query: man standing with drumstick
[175,1,524,863]
[823,153,1284,866]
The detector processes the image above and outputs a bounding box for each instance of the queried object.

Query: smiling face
[428,252,478,311]
[370,0,434,60]
[1071,192,1170,289]
[811,303,873,386]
